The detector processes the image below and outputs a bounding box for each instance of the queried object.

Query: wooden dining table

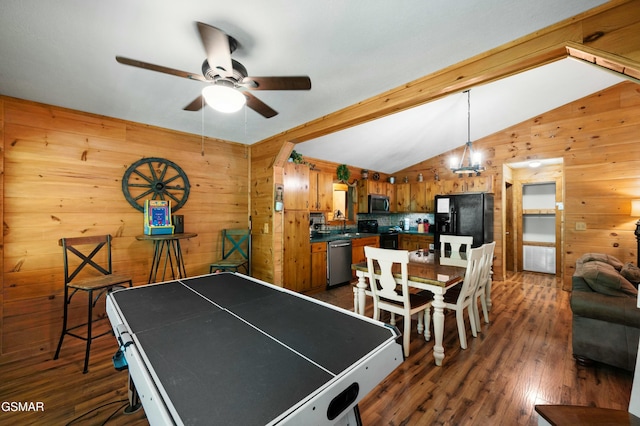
[352,249,467,366]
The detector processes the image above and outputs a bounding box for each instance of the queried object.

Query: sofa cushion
[580,261,637,297]
[577,253,624,271]
[621,263,640,287]
[571,290,640,330]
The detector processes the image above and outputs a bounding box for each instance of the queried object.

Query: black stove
[358,220,399,249]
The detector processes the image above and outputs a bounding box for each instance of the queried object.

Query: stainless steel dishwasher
[327,239,352,288]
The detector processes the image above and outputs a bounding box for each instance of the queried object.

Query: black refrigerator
[434,193,494,248]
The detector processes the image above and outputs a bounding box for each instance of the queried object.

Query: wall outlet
[575,221,587,231]
[263,223,269,234]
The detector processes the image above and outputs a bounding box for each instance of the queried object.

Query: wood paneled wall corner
[250,137,291,284]
[0,96,249,361]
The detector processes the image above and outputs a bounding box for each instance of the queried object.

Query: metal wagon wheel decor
[122,157,190,212]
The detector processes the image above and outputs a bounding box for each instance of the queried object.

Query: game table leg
[124,373,142,414]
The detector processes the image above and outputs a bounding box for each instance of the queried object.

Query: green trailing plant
[337,164,351,182]
[289,150,304,164]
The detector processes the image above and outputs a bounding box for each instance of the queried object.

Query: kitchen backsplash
[357,213,434,229]
[312,212,435,234]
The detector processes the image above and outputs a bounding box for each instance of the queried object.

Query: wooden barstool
[54,235,132,373]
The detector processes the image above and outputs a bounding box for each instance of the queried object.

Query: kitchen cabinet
[357,179,394,213]
[361,179,385,195]
[356,180,371,213]
[284,162,310,210]
[350,236,379,278]
[396,182,435,212]
[399,176,495,213]
[386,183,396,213]
[309,170,334,212]
[398,234,433,251]
[439,175,494,194]
[410,182,426,212]
[310,242,327,293]
[283,210,311,292]
[409,182,435,212]
[395,183,411,212]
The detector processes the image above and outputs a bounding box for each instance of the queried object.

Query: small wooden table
[136,233,197,283]
[352,249,467,366]
[535,405,639,425]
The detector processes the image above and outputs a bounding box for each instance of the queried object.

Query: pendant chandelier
[450,90,485,176]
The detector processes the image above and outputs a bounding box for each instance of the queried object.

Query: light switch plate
[575,221,587,231]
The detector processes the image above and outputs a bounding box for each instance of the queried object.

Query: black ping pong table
[106,272,403,425]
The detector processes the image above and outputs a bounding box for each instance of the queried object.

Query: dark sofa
[571,253,640,371]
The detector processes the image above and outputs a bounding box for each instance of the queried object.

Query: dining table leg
[431,293,446,366]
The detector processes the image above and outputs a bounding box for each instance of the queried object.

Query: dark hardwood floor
[0,272,633,425]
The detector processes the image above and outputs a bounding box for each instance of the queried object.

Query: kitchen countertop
[397,229,435,237]
[310,232,379,243]
[380,226,434,236]
[310,229,433,243]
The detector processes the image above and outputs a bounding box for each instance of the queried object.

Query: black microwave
[368,194,390,214]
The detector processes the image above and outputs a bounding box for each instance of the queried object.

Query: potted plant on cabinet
[289,150,304,164]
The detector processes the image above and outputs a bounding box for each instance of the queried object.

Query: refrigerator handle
[451,207,456,234]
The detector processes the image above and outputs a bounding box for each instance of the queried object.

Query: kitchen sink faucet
[335,210,347,233]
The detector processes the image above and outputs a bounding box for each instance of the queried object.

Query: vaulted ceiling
[0,0,623,174]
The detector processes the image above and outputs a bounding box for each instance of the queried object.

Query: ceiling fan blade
[241,76,311,91]
[183,95,205,111]
[116,56,207,82]
[243,92,278,118]
[197,22,233,78]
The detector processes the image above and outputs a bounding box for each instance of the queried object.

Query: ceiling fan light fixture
[202,85,246,113]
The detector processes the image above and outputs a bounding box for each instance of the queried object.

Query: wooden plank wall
[397,81,640,289]
[250,138,282,284]
[0,96,249,362]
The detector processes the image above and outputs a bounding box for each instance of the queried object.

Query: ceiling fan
[116,22,311,118]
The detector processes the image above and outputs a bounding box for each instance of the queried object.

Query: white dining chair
[473,241,495,332]
[427,246,483,349]
[364,246,433,357]
[439,235,473,256]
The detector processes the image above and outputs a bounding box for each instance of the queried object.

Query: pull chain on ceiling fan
[116,22,311,118]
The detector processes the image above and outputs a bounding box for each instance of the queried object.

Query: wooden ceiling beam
[257,0,640,147]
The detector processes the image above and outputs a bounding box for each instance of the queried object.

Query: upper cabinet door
[395,183,411,212]
[309,170,334,212]
[284,162,310,210]
[317,172,334,212]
